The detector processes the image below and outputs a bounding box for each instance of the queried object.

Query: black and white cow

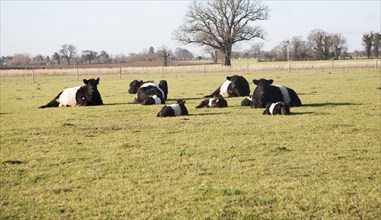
[204,75,250,98]
[157,100,188,117]
[196,97,228,108]
[263,102,291,115]
[241,97,253,106]
[39,78,103,108]
[251,78,302,108]
[128,80,168,105]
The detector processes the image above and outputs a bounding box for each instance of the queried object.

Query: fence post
[76,69,79,81]
[32,70,35,83]
[331,59,334,69]
[161,66,164,77]
[376,59,378,69]
[119,67,122,79]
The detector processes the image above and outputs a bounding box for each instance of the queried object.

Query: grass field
[1,69,380,219]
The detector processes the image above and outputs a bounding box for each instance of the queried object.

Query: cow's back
[58,86,81,107]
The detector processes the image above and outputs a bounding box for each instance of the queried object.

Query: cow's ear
[96,78,100,84]
[83,79,88,84]
[226,76,232,80]
[268,79,274,84]
[253,79,259,85]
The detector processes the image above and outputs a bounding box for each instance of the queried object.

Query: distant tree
[81,50,98,64]
[362,32,373,59]
[330,34,347,60]
[203,47,219,63]
[373,32,380,58]
[52,52,61,65]
[60,44,77,65]
[308,29,328,60]
[290,37,308,61]
[158,46,172,66]
[0,56,12,67]
[149,46,155,54]
[98,50,112,63]
[31,54,47,66]
[307,29,347,60]
[9,54,31,66]
[175,47,194,61]
[251,42,264,61]
[174,0,269,66]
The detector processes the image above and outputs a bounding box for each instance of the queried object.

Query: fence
[1,59,379,80]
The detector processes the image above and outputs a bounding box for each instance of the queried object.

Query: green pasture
[1,69,380,219]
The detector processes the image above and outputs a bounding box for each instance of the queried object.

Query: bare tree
[52,52,61,65]
[362,32,373,59]
[330,34,347,60]
[174,0,268,66]
[98,51,112,64]
[158,46,172,66]
[60,44,77,65]
[251,42,264,61]
[81,50,98,64]
[373,32,380,58]
[175,47,194,61]
[203,46,219,63]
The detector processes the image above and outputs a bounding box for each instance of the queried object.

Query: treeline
[238,29,381,62]
[0,45,196,68]
[1,29,379,68]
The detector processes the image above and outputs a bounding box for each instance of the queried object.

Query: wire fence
[1,59,379,82]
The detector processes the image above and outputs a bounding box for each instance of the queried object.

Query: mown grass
[1,69,380,219]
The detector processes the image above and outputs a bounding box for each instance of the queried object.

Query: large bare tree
[174,0,268,66]
[60,44,77,65]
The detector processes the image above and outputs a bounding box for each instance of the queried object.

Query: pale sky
[1,0,380,57]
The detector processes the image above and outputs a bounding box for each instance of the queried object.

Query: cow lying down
[128,80,168,105]
[39,78,103,108]
[196,97,228,108]
[252,78,302,108]
[263,102,290,115]
[205,75,250,98]
[157,100,188,117]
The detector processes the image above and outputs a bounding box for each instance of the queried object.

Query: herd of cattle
[39,75,302,117]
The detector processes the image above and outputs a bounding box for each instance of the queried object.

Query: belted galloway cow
[128,80,168,105]
[196,97,228,108]
[263,102,291,115]
[157,100,188,117]
[39,78,103,108]
[204,75,250,98]
[251,78,302,108]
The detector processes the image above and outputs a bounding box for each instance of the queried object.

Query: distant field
[1,59,379,77]
[1,69,380,219]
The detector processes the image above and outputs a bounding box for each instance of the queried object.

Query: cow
[204,75,250,98]
[241,97,253,106]
[128,80,168,105]
[263,102,291,115]
[251,78,302,108]
[157,100,188,117]
[39,78,103,108]
[196,97,228,108]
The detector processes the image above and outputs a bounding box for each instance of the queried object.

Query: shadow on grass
[187,112,228,116]
[167,97,203,101]
[302,102,360,107]
[103,102,130,106]
[290,112,314,115]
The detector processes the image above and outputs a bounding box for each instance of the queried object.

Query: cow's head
[128,80,144,94]
[253,78,274,98]
[83,78,100,89]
